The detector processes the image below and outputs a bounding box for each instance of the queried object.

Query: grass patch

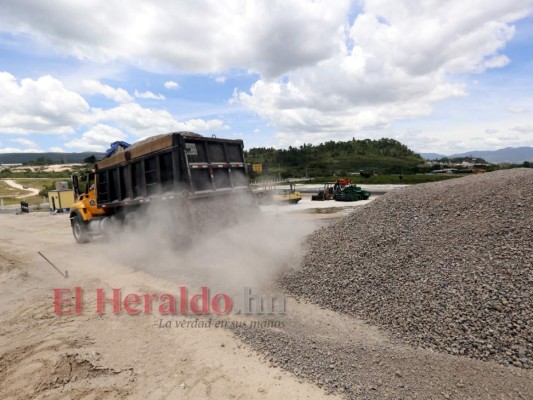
[0,178,66,206]
[13,178,66,190]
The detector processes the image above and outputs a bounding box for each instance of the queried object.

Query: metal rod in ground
[38,251,68,279]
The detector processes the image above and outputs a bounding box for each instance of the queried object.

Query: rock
[229,170,533,399]
[279,169,532,369]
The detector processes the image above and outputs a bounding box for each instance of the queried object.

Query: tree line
[245,138,423,177]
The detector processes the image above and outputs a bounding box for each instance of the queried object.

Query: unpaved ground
[0,213,333,400]
[3,179,40,197]
[0,211,532,399]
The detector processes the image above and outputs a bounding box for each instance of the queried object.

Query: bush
[39,183,57,197]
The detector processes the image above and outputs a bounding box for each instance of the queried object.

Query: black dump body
[94,132,251,208]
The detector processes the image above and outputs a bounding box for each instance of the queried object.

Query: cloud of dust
[98,190,318,295]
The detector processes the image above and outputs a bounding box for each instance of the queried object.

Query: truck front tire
[72,215,90,244]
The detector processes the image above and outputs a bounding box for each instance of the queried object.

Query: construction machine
[69,132,256,243]
[273,184,302,204]
[332,179,371,201]
[311,183,334,201]
[255,183,302,205]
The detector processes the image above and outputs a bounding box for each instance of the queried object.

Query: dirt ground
[0,210,531,399]
[0,211,336,400]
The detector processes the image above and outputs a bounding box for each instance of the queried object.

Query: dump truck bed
[94,132,250,207]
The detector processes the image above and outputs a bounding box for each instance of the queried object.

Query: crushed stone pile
[280,169,532,368]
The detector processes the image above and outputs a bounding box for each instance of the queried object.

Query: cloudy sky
[0,0,532,155]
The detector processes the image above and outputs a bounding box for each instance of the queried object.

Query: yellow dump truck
[70,131,255,243]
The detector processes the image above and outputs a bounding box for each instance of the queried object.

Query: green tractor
[333,182,371,202]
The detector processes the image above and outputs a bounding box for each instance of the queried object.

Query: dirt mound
[280,169,532,368]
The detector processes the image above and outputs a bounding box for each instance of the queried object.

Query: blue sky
[0,0,531,155]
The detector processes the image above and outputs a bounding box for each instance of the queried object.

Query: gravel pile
[280,169,532,368]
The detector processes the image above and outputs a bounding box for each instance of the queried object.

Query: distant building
[48,190,75,212]
[48,182,74,212]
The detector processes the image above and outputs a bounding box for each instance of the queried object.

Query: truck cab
[70,172,107,243]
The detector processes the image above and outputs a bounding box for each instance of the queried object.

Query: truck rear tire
[123,212,140,231]
[72,215,90,244]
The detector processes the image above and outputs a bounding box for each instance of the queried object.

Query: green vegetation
[433,156,488,164]
[246,139,531,182]
[0,169,71,178]
[245,138,423,178]
[501,161,532,169]
[0,164,89,179]
[24,157,55,166]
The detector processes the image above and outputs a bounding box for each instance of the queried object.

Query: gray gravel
[278,168,532,369]
[232,312,533,399]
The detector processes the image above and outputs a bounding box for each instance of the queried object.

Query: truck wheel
[123,212,139,231]
[72,215,90,244]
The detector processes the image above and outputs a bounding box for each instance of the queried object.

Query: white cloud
[481,134,531,149]
[483,55,510,69]
[0,1,530,152]
[82,79,133,103]
[0,147,42,153]
[215,76,226,84]
[93,103,181,137]
[65,124,127,151]
[511,124,533,134]
[177,119,230,132]
[236,0,530,146]
[507,106,527,114]
[392,115,533,154]
[0,0,349,78]
[164,81,179,89]
[0,72,90,134]
[0,71,231,145]
[134,90,165,100]
[392,129,441,153]
[1,137,42,152]
[11,137,39,148]
[92,102,230,137]
[49,146,65,152]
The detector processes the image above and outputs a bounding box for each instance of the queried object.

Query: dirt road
[3,179,41,197]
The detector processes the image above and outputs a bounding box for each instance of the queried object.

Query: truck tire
[123,212,139,231]
[72,215,90,244]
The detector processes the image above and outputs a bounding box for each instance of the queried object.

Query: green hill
[245,138,423,177]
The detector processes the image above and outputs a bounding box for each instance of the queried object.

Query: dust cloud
[97,191,318,294]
